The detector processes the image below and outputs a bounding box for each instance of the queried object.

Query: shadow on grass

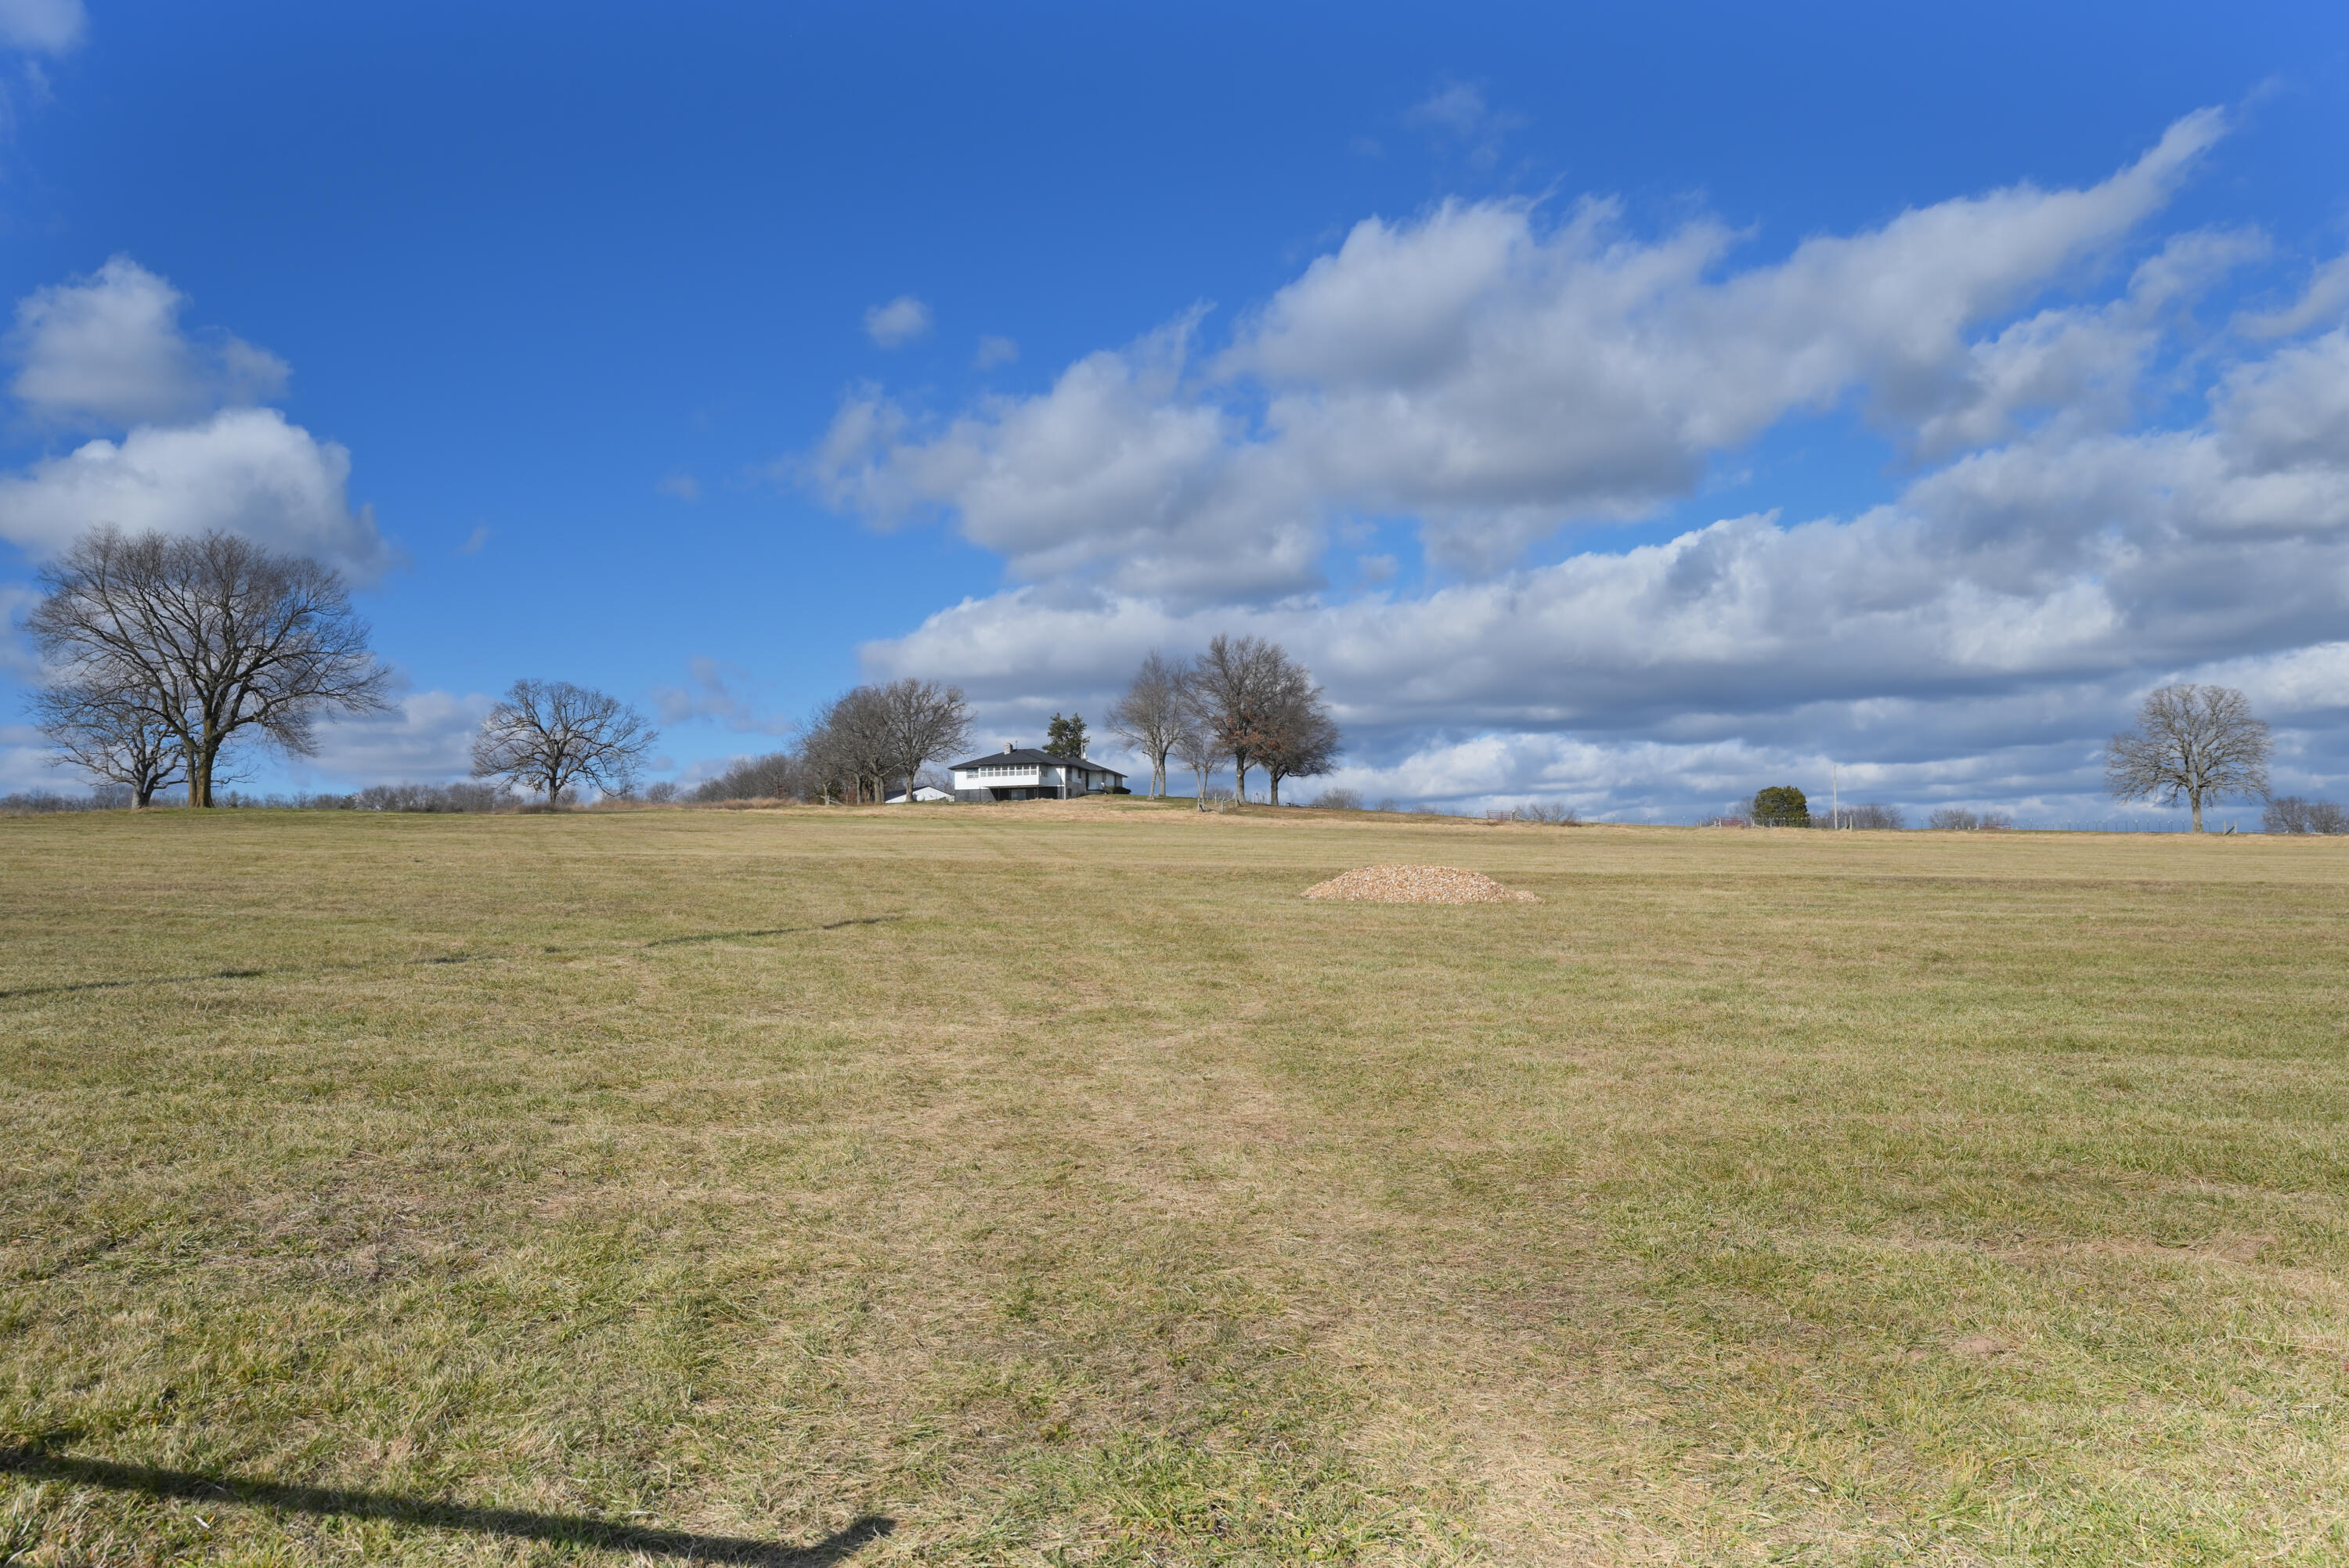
[0,1444,892,1565]
[0,915,908,999]
[642,914,904,947]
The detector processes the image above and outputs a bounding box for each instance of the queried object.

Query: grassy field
[4,801,2348,1566]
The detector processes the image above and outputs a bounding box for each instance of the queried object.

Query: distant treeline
[1,781,518,814]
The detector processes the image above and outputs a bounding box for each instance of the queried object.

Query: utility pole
[1831,762,1839,829]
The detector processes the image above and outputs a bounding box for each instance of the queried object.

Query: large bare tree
[1106,650,1187,798]
[27,528,392,808]
[1185,633,1284,802]
[1257,659,1340,807]
[470,679,656,803]
[875,678,972,802]
[31,678,185,807]
[799,686,895,803]
[2106,683,2271,832]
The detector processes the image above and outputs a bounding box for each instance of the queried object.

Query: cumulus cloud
[812,110,2229,589]
[296,690,498,786]
[0,257,392,579]
[9,255,288,427]
[864,295,933,348]
[818,109,2349,819]
[0,407,394,578]
[814,315,1325,600]
[0,0,82,55]
[861,312,2349,813]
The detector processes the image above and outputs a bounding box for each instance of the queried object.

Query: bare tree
[1173,714,1219,811]
[1186,633,1284,801]
[875,678,972,802]
[31,679,185,806]
[2264,796,2349,834]
[692,751,809,803]
[27,528,392,807]
[799,686,894,803]
[2105,683,2271,832]
[1107,650,1188,798]
[470,679,656,803]
[1256,658,1340,806]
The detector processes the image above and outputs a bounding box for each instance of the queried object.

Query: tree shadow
[641,914,904,947]
[0,915,907,999]
[0,1444,893,1565]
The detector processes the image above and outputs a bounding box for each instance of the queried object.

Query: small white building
[951,747,1126,802]
[884,785,954,803]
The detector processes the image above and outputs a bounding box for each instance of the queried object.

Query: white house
[951,747,1126,802]
[884,785,954,803]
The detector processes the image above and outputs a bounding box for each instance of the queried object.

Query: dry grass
[4,799,2348,1565]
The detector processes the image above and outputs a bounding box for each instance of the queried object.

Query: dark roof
[951,748,1125,777]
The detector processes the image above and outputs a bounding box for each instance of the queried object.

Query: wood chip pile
[1301,864,1539,903]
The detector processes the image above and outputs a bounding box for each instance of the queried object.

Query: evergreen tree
[1045,712,1088,758]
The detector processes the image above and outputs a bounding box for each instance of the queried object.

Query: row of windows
[965,764,1104,779]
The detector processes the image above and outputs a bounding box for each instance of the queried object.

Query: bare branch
[470,679,657,804]
[1106,650,1187,798]
[31,679,185,806]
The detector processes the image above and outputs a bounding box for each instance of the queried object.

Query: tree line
[680,679,973,805]
[19,528,1341,813]
[18,528,2339,830]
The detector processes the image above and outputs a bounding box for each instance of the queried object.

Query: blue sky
[3,2,2348,821]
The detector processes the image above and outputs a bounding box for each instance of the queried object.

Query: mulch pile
[1300,864,1539,904]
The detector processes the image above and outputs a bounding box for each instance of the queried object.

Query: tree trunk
[190,737,221,807]
[1268,773,1283,806]
[2190,788,2204,832]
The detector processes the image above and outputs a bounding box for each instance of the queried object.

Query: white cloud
[813,109,2349,819]
[0,407,395,579]
[860,308,2349,812]
[864,295,933,348]
[1229,109,2223,566]
[813,315,1326,600]
[294,690,498,787]
[1404,78,1525,169]
[0,0,83,55]
[648,657,793,735]
[0,257,389,579]
[2235,248,2349,340]
[1910,228,2264,458]
[658,472,701,501]
[9,255,288,427]
[973,334,1019,369]
[811,111,2228,589]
